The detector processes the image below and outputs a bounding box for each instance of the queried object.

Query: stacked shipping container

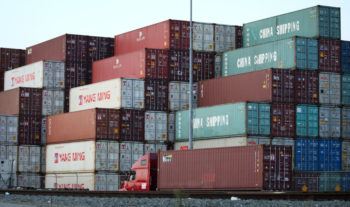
[0,48,25,91]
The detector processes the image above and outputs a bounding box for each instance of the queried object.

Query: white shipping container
[45,172,123,191]
[0,115,18,145]
[214,24,239,52]
[46,140,120,173]
[174,136,270,150]
[145,111,168,141]
[46,141,96,173]
[0,172,16,189]
[4,60,64,91]
[42,89,65,116]
[169,82,198,111]
[18,145,41,173]
[69,78,144,112]
[319,73,341,105]
[17,173,43,189]
[0,145,17,173]
[144,143,167,153]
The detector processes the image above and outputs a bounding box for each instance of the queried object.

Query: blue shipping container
[343,107,350,139]
[318,139,341,171]
[342,74,350,105]
[295,139,319,171]
[247,103,270,136]
[296,105,318,137]
[342,41,350,73]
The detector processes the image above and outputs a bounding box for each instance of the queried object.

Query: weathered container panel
[319,106,341,138]
[319,72,341,105]
[342,107,350,139]
[294,70,319,104]
[342,74,350,105]
[296,104,318,138]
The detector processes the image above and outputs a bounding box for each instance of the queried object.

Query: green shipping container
[222,37,318,76]
[176,102,270,141]
[243,5,340,47]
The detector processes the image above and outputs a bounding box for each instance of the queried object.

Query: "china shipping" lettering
[78,90,111,105]
[11,72,36,86]
[259,21,300,39]
[54,152,86,163]
[193,115,229,129]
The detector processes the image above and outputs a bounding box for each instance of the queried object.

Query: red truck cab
[120,153,158,191]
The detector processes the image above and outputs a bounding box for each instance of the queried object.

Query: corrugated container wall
[18,145,41,173]
[176,102,271,141]
[342,107,350,139]
[214,25,242,52]
[193,22,214,51]
[0,48,25,92]
[18,115,41,145]
[342,74,350,105]
[169,82,197,111]
[0,145,18,173]
[319,106,341,138]
[25,34,114,111]
[296,104,318,138]
[222,37,318,77]
[0,115,18,145]
[271,103,295,137]
[144,143,167,153]
[168,113,175,142]
[294,70,319,104]
[169,50,215,82]
[69,78,144,112]
[115,20,190,55]
[318,139,341,171]
[0,88,42,116]
[343,141,350,171]
[319,72,341,105]
[342,41,350,73]
[47,108,144,144]
[4,60,65,91]
[198,69,294,107]
[243,6,340,47]
[145,111,168,142]
[145,79,168,111]
[318,38,341,72]
[119,142,144,172]
[92,49,169,82]
[17,173,43,189]
[158,145,292,191]
[42,89,64,116]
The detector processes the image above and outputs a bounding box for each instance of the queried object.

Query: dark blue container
[295,139,319,171]
[318,139,341,171]
[342,41,350,73]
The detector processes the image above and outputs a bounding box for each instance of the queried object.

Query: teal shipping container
[342,74,350,105]
[175,102,270,141]
[296,105,319,138]
[222,37,318,76]
[243,5,341,47]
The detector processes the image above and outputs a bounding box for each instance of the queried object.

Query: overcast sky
[0,0,348,49]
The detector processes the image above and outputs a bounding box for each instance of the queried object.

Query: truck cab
[120,153,158,191]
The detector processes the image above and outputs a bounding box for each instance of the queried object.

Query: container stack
[0,48,25,91]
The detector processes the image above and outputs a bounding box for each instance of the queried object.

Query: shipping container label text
[54,183,85,189]
[78,91,111,105]
[259,21,300,39]
[237,51,277,68]
[193,115,229,129]
[11,72,36,86]
[54,152,86,163]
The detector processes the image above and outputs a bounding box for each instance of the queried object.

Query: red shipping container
[92,49,168,83]
[145,79,168,111]
[158,145,292,190]
[0,48,25,70]
[318,38,341,72]
[271,103,295,137]
[115,20,189,55]
[198,69,294,107]
[169,50,215,82]
[18,114,41,145]
[0,88,42,116]
[294,70,319,104]
[47,108,144,144]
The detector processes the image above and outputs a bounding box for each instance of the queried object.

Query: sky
[0,0,348,49]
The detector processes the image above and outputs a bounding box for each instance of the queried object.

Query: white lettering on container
[236,51,277,69]
[193,115,229,129]
[237,56,251,68]
[277,21,300,36]
[259,27,273,39]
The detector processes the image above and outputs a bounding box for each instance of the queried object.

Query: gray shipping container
[0,115,18,145]
[42,60,65,89]
[168,112,175,142]
[144,143,167,153]
[18,145,41,173]
[95,141,119,172]
[119,142,144,172]
[243,5,341,47]
[17,173,43,189]
[0,145,18,173]
[319,106,341,138]
[271,137,294,147]
[42,89,64,116]
[95,172,123,191]
[121,79,145,109]
[319,73,341,105]
[169,81,197,111]
[0,172,16,189]
[214,24,241,52]
[41,146,46,174]
[342,107,350,139]
[145,111,168,142]
[41,117,47,145]
[193,22,214,51]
